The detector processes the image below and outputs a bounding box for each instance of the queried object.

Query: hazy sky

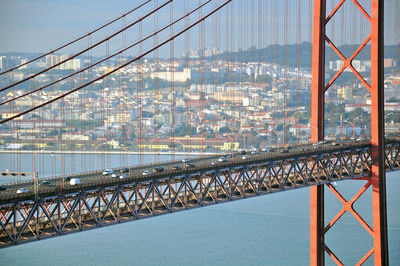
[0,0,318,56]
[2,0,394,56]
[0,0,150,53]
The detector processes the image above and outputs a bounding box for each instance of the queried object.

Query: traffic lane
[0,141,372,194]
[0,138,390,198]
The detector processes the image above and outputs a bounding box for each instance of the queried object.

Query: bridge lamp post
[51,153,65,189]
[200,132,207,158]
[223,134,234,161]
[344,117,360,141]
[149,138,158,164]
[120,146,131,174]
[268,130,280,148]
[31,151,40,200]
[94,142,106,172]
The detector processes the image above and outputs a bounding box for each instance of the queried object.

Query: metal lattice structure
[310,0,388,264]
[0,140,399,248]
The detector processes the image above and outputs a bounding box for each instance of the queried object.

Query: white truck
[70,178,82,185]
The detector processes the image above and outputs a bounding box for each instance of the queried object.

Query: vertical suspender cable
[329,0,335,138]
[284,0,288,145]
[170,2,175,161]
[184,0,189,156]
[296,0,301,144]
[88,34,93,171]
[352,2,357,139]
[154,0,160,164]
[106,39,111,168]
[395,0,399,124]
[199,0,204,158]
[308,0,312,141]
[258,0,261,87]
[340,0,345,138]
[139,20,143,165]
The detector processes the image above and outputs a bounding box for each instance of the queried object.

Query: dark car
[280,148,290,153]
[172,165,182,170]
[0,185,6,191]
[331,140,343,146]
[39,180,50,187]
[64,176,71,182]
[240,150,246,155]
[154,166,164,172]
[185,163,195,168]
[121,168,129,173]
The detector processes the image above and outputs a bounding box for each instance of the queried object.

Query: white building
[0,56,6,70]
[19,58,28,69]
[151,68,191,82]
[46,54,80,70]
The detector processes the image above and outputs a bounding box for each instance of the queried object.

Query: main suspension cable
[1,0,212,107]
[0,0,233,125]
[0,0,171,94]
[0,0,152,76]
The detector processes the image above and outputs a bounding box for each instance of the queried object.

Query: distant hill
[2,42,399,69]
[209,42,400,68]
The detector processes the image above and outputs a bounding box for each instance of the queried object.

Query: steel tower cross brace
[310,0,388,265]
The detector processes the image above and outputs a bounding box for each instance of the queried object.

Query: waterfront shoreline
[0,150,221,156]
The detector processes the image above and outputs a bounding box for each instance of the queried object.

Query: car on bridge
[0,185,6,191]
[172,165,182,170]
[332,139,343,146]
[356,136,370,142]
[16,188,29,194]
[185,163,195,168]
[118,173,128,179]
[70,178,82,185]
[313,142,321,149]
[142,170,152,176]
[218,157,227,162]
[154,166,164,172]
[39,180,50,187]
[280,147,290,153]
[102,169,114,176]
[112,169,130,178]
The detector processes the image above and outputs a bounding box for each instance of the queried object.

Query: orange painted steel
[310,0,325,265]
[310,0,387,265]
[370,0,388,264]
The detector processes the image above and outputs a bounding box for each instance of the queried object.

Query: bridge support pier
[310,0,388,265]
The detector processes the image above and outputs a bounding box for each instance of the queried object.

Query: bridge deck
[0,138,399,247]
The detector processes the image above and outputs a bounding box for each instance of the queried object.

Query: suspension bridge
[0,0,399,265]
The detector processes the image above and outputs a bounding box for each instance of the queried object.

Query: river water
[0,153,399,265]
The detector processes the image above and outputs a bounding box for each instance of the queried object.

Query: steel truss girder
[0,143,399,248]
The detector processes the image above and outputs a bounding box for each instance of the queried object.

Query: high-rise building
[0,56,6,70]
[45,54,80,70]
[59,54,80,70]
[19,58,28,69]
[46,54,60,68]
